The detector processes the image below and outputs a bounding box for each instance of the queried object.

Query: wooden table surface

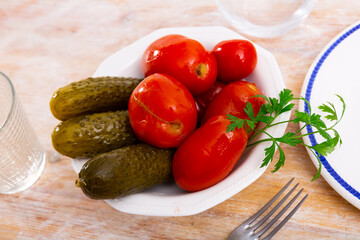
[1,0,360,239]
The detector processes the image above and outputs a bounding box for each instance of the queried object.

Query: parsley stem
[295,97,312,114]
[268,120,291,128]
[248,126,270,142]
[307,147,322,181]
[300,143,313,148]
[294,123,307,135]
[248,118,290,142]
[294,127,335,139]
[247,128,276,147]
[248,127,267,142]
[247,138,272,147]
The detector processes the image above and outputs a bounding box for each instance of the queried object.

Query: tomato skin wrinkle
[173,115,247,192]
[128,73,197,148]
[142,34,217,95]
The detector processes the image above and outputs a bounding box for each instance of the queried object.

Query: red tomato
[194,81,227,121]
[128,73,197,148]
[173,115,248,192]
[202,80,265,125]
[212,39,257,82]
[142,34,217,95]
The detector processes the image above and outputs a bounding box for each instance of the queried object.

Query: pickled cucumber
[50,76,143,121]
[51,110,137,158]
[75,144,175,199]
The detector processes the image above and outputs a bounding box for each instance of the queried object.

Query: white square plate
[72,26,289,216]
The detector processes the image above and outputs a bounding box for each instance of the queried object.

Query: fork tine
[254,188,305,238]
[262,194,309,240]
[251,183,299,231]
[244,178,294,225]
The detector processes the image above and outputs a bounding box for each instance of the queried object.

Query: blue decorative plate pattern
[301,21,360,209]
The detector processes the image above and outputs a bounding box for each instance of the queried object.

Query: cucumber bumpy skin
[50,76,143,121]
[51,110,137,158]
[75,144,175,199]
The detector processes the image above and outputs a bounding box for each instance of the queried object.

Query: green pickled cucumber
[51,110,137,158]
[50,76,143,121]
[75,144,175,199]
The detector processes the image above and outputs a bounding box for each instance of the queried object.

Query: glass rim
[215,0,317,38]
[0,72,16,132]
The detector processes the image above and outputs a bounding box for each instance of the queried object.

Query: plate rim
[300,21,360,209]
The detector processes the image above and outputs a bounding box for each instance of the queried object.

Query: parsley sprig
[227,89,345,181]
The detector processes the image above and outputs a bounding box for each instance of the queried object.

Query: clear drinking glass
[0,72,45,194]
[216,0,317,38]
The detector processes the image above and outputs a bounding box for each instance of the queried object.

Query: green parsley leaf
[245,119,256,131]
[226,88,344,181]
[226,115,245,133]
[270,97,279,115]
[275,132,303,146]
[311,159,322,181]
[279,89,294,105]
[272,89,294,115]
[293,111,310,124]
[244,102,255,121]
[226,114,240,123]
[332,129,342,146]
[318,102,337,121]
[226,122,238,133]
[254,104,273,123]
[316,128,332,145]
[265,102,274,113]
[310,113,327,129]
[311,141,335,157]
[226,114,256,133]
[256,115,275,125]
[280,103,295,114]
[336,94,346,121]
[272,146,285,173]
[261,141,276,168]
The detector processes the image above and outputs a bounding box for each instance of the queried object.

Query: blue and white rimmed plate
[72,26,289,216]
[300,21,360,210]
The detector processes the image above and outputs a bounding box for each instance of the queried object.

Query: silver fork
[227,178,308,240]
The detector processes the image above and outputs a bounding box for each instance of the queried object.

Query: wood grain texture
[0,0,360,239]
